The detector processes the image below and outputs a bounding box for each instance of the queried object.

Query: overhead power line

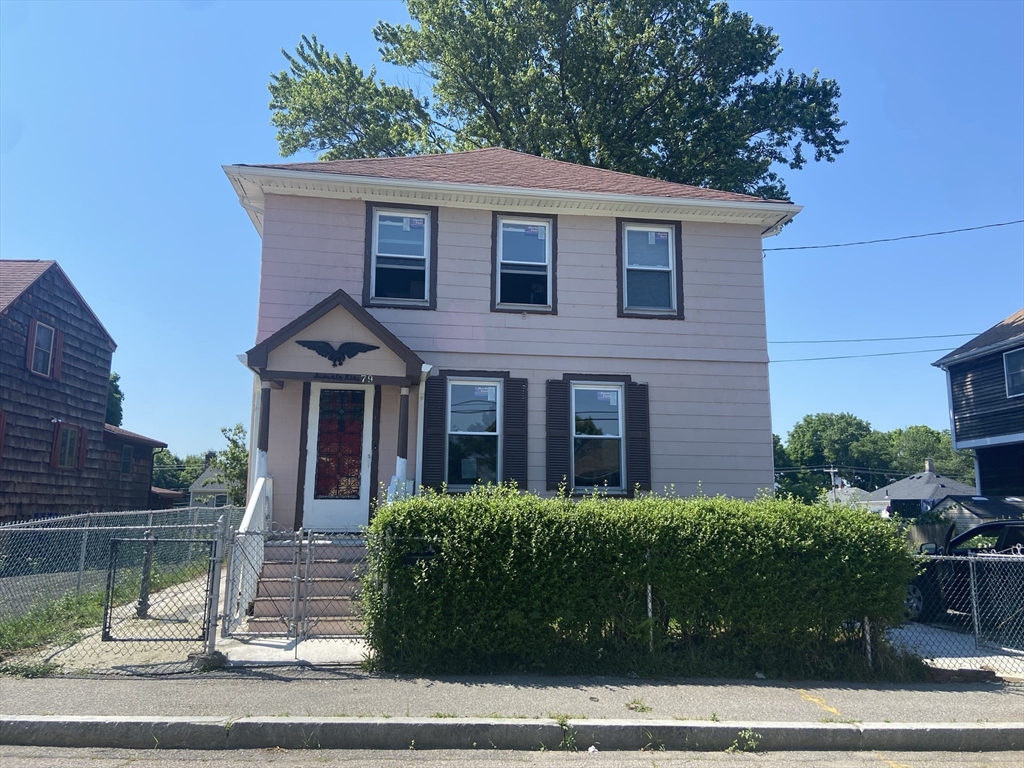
[771,346,954,363]
[764,219,1024,252]
[770,332,979,345]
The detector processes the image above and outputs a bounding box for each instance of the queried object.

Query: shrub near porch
[364,487,920,680]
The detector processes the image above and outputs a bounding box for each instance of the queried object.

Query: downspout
[414,363,433,495]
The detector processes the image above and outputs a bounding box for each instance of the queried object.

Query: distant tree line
[774,413,974,503]
[152,424,249,507]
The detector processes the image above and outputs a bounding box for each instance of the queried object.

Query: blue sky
[1,0,1021,458]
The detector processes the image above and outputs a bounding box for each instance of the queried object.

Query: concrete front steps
[247,537,366,637]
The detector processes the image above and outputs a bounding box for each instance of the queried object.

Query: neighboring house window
[546,376,651,495]
[617,219,684,319]
[364,204,437,308]
[215,494,228,507]
[492,214,556,312]
[120,445,134,475]
[50,422,85,470]
[421,372,528,491]
[1006,348,1024,398]
[447,378,502,487]
[26,319,63,378]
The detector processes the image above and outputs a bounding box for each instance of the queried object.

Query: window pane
[448,434,498,484]
[626,229,671,268]
[375,265,426,300]
[450,383,498,433]
[32,347,51,376]
[573,437,621,488]
[499,268,548,305]
[573,388,620,437]
[59,428,77,468]
[1007,350,1024,396]
[32,324,54,375]
[626,269,673,309]
[377,214,426,257]
[501,222,548,264]
[35,324,54,351]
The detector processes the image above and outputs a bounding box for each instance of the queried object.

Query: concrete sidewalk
[1,670,1022,751]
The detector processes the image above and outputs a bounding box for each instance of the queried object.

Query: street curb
[1,715,1021,751]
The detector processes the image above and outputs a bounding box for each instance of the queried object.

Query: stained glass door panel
[314,389,365,499]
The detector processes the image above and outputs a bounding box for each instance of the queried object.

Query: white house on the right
[932,308,1024,496]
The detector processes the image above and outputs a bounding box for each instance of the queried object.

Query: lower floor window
[571,383,624,490]
[447,379,501,486]
[52,423,83,469]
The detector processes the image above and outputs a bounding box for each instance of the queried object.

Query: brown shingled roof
[933,308,1024,367]
[0,260,55,312]
[103,423,167,448]
[247,147,785,205]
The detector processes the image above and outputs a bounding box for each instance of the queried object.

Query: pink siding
[257,196,775,501]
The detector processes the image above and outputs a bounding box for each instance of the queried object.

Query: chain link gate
[222,530,366,641]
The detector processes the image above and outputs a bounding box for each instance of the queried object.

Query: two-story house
[224,148,800,531]
[0,259,166,520]
[933,308,1024,496]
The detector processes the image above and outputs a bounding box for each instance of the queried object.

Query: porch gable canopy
[246,288,424,384]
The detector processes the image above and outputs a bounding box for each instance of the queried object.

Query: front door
[303,384,374,531]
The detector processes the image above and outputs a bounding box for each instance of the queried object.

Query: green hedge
[364,486,921,679]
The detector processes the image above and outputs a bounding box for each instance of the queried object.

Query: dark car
[905,520,1024,622]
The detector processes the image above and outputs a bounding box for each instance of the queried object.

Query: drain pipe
[414,363,432,495]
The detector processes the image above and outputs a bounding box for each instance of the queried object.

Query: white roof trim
[223,165,801,238]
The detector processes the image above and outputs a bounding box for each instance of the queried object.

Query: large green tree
[152,449,206,492]
[269,0,846,198]
[106,372,124,426]
[209,424,250,507]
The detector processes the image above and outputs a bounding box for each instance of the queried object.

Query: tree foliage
[269,0,847,198]
[775,413,974,503]
[151,449,206,492]
[105,372,124,427]
[209,424,249,507]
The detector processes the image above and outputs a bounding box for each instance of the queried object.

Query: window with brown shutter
[50,422,85,470]
[547,376,651,496]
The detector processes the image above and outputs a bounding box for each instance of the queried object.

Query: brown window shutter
[26,319,38,370]
[421,376,447,490]
[546,379,570,490]
[77,428,87,470]
[51,330,64,380]
[626,382,651,495]
[50,421,62,468]
[502,378,528,489]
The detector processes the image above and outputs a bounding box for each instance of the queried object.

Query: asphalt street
[2,747,1023,768]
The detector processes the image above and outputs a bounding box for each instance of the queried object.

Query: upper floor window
[447,379,502,487]
[26,320,62,378]
[364,204,437,308]
[493,215,555,312]
[1006,348,1024,398]
[617,219,683,319]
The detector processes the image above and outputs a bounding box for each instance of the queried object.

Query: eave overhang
[223,165,801,239]
[932,337,1024,370]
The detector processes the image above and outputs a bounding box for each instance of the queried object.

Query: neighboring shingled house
[0,260,166,520]
[224,147,801,531]
[867,459,976,517]
[932,308,1024,496]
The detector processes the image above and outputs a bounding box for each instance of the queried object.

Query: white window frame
[622,224,676,313]
[570,381,625,492]
[31,321,56,377]
[496,216,553,310]
[56,424,79,469]
[369,207,431,305]
[445,378,503,488]
[1005,348,1024,398]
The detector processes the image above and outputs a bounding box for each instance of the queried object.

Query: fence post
[969,554,982,650]
[863,616,873,670]
[205,515,227,655]
[76,513,91,593]
[136,529,156,619]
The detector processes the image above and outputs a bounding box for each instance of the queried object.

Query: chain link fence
[893,552,1024,677]
[0,507,241,674]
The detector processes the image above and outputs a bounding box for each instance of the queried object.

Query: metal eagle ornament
[295,340,380,367]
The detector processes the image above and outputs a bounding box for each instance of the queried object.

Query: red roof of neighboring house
[246,147,785,205]
[103,423,167,448]
[0,260,55,312]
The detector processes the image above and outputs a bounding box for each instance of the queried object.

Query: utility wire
[771,346,954,363]
[764,219,1024,252]
[769,332,979,345]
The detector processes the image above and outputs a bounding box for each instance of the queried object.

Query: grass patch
[0,660,62,677]
[0,590,107,661]
[626,697,652,713]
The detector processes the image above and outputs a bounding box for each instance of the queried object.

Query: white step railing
[222,476,272,635]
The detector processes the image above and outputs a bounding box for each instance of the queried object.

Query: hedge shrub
[363,486,921,679]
